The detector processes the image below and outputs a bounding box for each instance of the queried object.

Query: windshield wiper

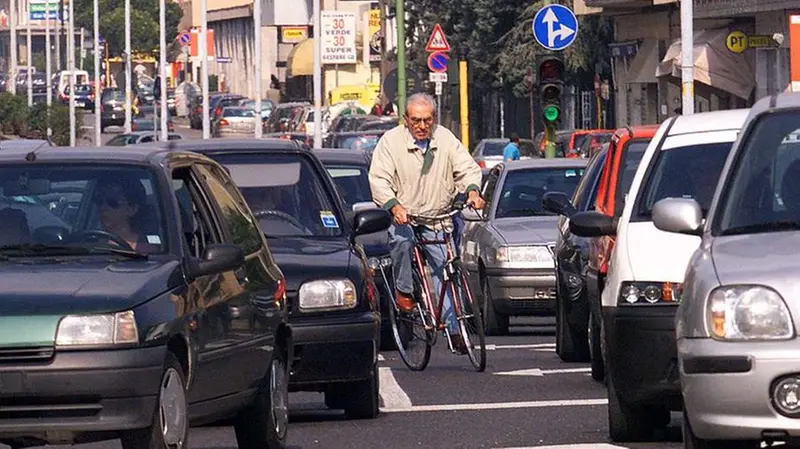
[0,243,90,256]
[87,246,149,260]
[720,221,800,236]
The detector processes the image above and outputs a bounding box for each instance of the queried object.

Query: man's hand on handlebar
[466,190,486,210]
[390,204,410,225]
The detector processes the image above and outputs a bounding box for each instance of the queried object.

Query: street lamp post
[312,0,321,149]
[200,0,210,139]
[26,0,32,106]
[93,0,101,145]
[680,0,694,114]
[68,0,75,146]
[253,0,262,139]
[124,0,132,133]
[45,0,52,139]
[9,0,17,95]
[159,0,167,141]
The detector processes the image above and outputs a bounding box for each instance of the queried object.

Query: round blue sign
[532,4,578,51]
[428,51,449,73]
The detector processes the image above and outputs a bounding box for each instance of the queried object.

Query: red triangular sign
[425,24,451,52]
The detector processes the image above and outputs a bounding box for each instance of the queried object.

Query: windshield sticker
[320,211,339,228]
[565,169,577,177]
[147,235,162,244]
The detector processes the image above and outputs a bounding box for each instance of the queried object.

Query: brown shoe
[395,290,415,313]
[450,333,469,355]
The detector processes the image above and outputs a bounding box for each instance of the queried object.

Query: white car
[567,108,749,442]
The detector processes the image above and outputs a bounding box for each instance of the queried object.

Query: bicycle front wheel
[453,261,486,372]
[389,269,434,371]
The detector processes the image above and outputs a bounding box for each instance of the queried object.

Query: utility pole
[68,0,75,146]
[9,0,17,95]
[55,0,60,71]
[253,0,262,138]
[200,0,210,139]
[312,0,321,149]
[93,0,100,145]
[459,59,468,148]
[26,0,32,106]
[124,0,132,133]
[46,0,52,138]
[680,0,694,114]
[395,0,405,116]
[158,0,167,141]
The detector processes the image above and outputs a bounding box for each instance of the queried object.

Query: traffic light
[538,55,565,125]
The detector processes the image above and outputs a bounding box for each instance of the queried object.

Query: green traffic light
[543,105,560,122]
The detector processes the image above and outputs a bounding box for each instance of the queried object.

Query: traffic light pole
[538,53,564,158]
[396,0,406,117]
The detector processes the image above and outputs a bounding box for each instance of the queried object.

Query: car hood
[623,221,701,283]
[711,232,800,287]
[267,237,353,290]
[491,216,560,245]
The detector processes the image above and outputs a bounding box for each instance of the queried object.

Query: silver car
[653,93,800,447]
[460,159,588,335]
[215,106,257,137]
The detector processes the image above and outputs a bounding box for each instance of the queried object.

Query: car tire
[555,285,590,363]
[121,353,189,449]
[332,362,380,420]
[482,281,508,336]
[682,409,759,449]
[234,346,289,449]
[607,369,656,442]
[588,311,604,382]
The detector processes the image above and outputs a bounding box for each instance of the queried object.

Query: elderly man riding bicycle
[368,92,485,356]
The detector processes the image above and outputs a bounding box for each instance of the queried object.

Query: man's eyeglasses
[407,116,434,126]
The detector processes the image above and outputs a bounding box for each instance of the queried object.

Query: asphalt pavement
[18,317,684,449]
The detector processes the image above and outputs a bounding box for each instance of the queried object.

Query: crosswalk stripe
[378,367,412,410]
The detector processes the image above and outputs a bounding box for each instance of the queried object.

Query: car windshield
[212,154,343,237]
[635,142,733,219]
[495,167,585,218]
[717,113,800,235]
[224,108,256,118]
[325,165,371,209]
[482,141,507,156]
[102,90,124,102]
[0,165,166,255]
[106,134,138,146]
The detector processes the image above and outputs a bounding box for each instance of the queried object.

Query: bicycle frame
[411,226,466,333]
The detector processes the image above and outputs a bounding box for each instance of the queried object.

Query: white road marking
[380,398,607,413]
[486,343,555,350]
[494,367,591,377]
[496,445,628,449]
[378,367,412,410]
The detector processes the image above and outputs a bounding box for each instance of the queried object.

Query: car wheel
[234,347,289,449]
[607,369,656,442]
[332,362,379,420]
[555,283,589,363]
[682,409,759,449]
[588,311,604,382]
[482,281,508,336]
[121,353,188,449]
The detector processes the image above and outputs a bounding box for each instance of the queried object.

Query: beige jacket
[369,124,482,229]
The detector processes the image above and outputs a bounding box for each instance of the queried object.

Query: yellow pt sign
[726,31,748,53]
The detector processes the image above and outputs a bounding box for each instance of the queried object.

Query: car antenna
[25,139,50,162]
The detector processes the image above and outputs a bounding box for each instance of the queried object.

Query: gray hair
[406,92,437,116]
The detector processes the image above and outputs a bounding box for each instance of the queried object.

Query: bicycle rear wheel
[389,269,434,371]
[453,261,486,372]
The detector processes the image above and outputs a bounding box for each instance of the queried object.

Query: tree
[72,0,184,57]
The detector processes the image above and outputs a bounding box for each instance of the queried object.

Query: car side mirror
[569,211,617,237]
[542,191,577,218]
[461,207,484,221]
[352,201,378,213]
[188,243,245,278]
[353,208,392,237]
[652,197,704,236]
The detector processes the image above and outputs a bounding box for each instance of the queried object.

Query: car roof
[0,144,178,164]
[144,138,303,153]
[667,108,750,135]
[312,148,370,166]
[503,158,589,172]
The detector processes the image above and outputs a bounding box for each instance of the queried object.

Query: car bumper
[101,113,125,125]
[0,345,165,439]
[603,306,681,409]
[485,267,556,315]
[289,311,379,388]
[680,337,800,440]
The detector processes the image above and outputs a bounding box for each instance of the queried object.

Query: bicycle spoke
[389,271,433,371]
[453,263,486,372]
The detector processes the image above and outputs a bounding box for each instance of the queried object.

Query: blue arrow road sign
[532,4,578,51]
[428,51,449,73]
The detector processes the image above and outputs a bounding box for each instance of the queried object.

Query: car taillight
[477,160,486,168]
[219,119,229,126]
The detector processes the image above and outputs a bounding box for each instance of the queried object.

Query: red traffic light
[539,58,564,83]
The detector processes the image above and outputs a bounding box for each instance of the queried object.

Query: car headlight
[299,279,357,311]
[707,286,794,341]
[618,281,681,305]
[367,256,392,272]
[495,245,554,266]
[56,310,138,346]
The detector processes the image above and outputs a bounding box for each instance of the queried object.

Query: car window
[211,153,343,238]
[224,108,256,118]
[495,167,584,218]
[195,164,263,255]
[613,139,649,216]
[325,165,371,209]
[482,168,501,213]
[635,142,733,220]
[172,168,219,258]
[107,135,131,146]
[482,141,507,156]
[0,165,167,254]
[716,113,800,235]
[573,150,607,211]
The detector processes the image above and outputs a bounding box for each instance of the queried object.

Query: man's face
[405,102,435,141]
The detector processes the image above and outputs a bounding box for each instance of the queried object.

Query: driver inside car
[93,174,158,253]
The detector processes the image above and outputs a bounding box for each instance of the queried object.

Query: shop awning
[625,39,659,84]
[287,38,313,77]
[656,28,754,100]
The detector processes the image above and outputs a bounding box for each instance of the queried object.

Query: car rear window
[325,165,372,209]
[495,167,585,218]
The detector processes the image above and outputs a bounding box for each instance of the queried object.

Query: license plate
[76,102,85,107]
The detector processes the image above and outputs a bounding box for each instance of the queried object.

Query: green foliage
[72,0,183,57]
[0,93,85,145]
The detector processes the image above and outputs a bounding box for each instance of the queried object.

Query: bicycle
[381,202,487,372]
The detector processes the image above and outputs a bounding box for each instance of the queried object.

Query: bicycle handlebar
[408,202,474,222]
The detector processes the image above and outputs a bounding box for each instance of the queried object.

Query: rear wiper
[720,221,800,236]
[88,246,149,260]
